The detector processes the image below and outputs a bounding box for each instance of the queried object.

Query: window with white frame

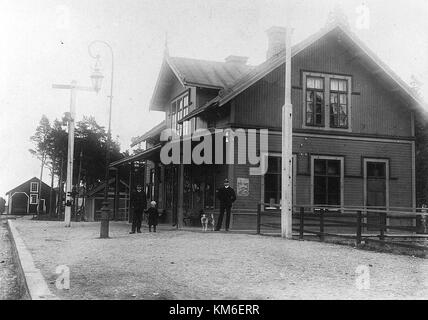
[330,78,349,128]
[170,92,191,136]
[305,77,325,126]
[30,182,38,193]
[303,72,352,131]
[30,194,38,205]
[312,156,344,207]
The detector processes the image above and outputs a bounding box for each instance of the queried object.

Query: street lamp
[88,40,114,239]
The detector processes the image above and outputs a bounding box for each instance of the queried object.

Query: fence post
[320,209,325,242]
[356,210,362,246]
[379,211,386,241]
[256,203,261,235]
[299,207,304,240]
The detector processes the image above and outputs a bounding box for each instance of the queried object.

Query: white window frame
[30,194,38,205]
[170,91,191,136]
[260,153,297,208]
[310,155,345,209]
[302,72,352,132]
[30,182,38,193]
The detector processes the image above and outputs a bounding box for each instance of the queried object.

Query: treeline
[30,115,127,215]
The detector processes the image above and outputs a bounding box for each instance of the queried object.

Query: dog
[201,213,215,232]
[201,214,209,232]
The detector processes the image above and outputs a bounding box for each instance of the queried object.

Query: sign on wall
[237,178,249,197]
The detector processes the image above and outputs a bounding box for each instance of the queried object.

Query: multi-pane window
[304,73,351,130]
[30,194,38,205]
[306,77,324,126]
[314,159,341,206]
[330,79,348,128]
[170,93,190,136]
[30,182,38,193]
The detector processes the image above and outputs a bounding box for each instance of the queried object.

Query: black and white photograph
[1,0,428,307]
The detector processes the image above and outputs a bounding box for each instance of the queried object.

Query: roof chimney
[266,26,287,60]
[225,55,248,65]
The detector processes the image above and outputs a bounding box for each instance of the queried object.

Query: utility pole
[53,81,95,227]
[281,27,293,239]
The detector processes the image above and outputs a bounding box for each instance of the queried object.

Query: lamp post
[88,40,114,239]
[52,81,97,227]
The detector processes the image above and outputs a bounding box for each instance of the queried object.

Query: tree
[30,115,126,216]
[30,115,52,215]
[0,197,6,214]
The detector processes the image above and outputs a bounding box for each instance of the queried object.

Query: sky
[0,0,427,199]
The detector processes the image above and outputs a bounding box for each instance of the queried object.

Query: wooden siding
[229,131,413,211]
[233,34,413,138]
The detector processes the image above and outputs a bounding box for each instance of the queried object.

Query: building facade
[6,177,55,215]
[112,21,424,230]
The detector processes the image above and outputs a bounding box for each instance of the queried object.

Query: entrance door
[364,159,388,231]
[11,193,28,214]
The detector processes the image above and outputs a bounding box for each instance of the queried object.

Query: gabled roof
[168,56,253,89]
[218,21,426,110]
[149,54,253,111]
[130,120,166,147]
[6,177,52,195]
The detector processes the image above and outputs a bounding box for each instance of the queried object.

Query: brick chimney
[225,55,248,65]
[266,26,287,60]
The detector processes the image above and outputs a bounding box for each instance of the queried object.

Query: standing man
[130,184,147,234]
[215,179,236,231]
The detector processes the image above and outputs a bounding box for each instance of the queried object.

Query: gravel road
[0,218,22,300]
[12,219,428,300]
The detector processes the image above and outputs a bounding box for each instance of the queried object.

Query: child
[145,201,159,232]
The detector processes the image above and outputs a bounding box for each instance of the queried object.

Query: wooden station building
[111,20,425,230]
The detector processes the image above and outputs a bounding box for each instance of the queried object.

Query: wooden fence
[256,203,428,252]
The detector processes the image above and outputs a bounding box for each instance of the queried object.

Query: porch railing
[256,203,428,252]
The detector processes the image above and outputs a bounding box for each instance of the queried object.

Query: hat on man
[224,179,229,183]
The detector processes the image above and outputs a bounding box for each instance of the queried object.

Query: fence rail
[256,203,428,252]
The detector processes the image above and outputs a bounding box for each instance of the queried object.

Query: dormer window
[170,92,190,136]
[303,72,352,131]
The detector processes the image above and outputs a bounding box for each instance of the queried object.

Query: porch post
[114,168,120,220]
[177,164,184,228]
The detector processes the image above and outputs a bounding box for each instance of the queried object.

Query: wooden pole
[64,82,77,227]
[281,27,293,239]
[256,203,261,235]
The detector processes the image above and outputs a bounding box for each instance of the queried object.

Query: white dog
[201,213,215,232]
[201,214,209,232]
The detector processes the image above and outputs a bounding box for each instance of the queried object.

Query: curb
[7,219,58,300]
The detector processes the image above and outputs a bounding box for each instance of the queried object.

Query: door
[11,193,28,214]
[365,160,388,231]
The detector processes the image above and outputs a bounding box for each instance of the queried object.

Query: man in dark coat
[215,179,236,231]
[130,185,147,233]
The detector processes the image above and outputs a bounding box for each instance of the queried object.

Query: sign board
[237,178,249,197]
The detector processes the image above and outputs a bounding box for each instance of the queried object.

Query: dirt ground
[11,219,428,300]
[0,218,22,300]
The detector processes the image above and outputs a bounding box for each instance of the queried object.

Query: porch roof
[130,120,166,147]
[109,144,162,168]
